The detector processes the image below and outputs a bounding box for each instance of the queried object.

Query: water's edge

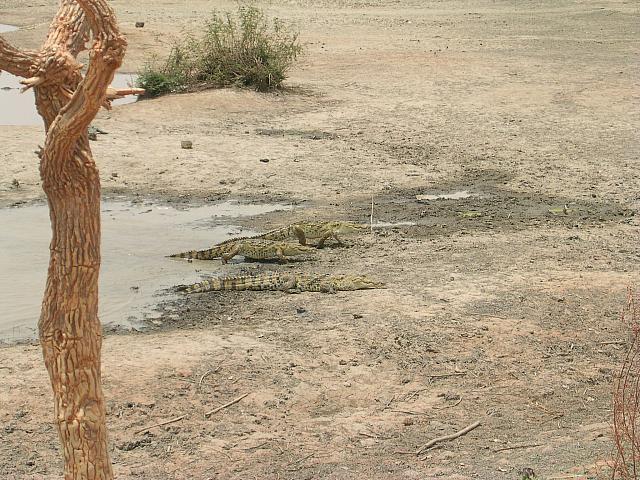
[0,199,292,343]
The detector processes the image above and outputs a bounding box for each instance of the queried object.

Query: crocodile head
[332,221,369,235]
[283,244,316,255]
[340,275,386,290]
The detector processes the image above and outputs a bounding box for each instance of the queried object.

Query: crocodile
[202,221,368,249]
[177,272,385,294]
[258,221,369,247]
[169,240,315,263]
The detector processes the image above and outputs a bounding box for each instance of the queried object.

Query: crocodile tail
[260,225,295,241]
[169,246,225,260]
[168,250,198,259]
[184,273,283,293]
[192,247,225,260]
[219,273,286,291]
[184,278,225,293]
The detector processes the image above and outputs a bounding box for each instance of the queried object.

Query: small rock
[343,381,352,387]
[111,172,118,178]
[135,21,145,28]
[296,307,306,314]
[11,179,19,189]
[259,158,270,163]
[353,313,363,319]
[403,417,414,426]
[339,359,348,365]
[181,140,193,149]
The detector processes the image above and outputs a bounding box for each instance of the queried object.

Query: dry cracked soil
[0,1,639,479]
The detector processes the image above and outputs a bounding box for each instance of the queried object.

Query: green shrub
[137,6,303,97]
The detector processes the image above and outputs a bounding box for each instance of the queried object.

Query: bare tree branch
[44,0,127,160]
[0,36,38,78]
[44,0,90,56]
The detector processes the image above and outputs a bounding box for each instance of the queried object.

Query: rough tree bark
[0,1,142,478]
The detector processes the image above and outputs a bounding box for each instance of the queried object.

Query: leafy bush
[137,6,303,97]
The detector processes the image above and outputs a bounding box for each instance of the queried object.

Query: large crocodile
[169,240,314,263]
[178,272,385,294]
[256,221,369,247]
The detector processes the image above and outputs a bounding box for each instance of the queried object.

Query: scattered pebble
[181,140,193,149]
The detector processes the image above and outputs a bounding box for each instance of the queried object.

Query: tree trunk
[0,1,142,478]
[39,142,111,478]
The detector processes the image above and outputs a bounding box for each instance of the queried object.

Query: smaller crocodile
[260,221,368,247]
[169,240,314,263]
[178,272,385,294]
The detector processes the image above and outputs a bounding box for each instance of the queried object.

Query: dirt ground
[1,0,639,479]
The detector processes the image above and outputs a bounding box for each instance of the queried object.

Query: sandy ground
[1,0,639,478]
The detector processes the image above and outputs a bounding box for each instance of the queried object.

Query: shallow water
[0,24,18,33]
[0,200,290,340]
[415,190,475,201]
[0,72,139,126]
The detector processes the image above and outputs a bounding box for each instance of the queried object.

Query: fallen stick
[391,409,430,416]
[198,369,214,391]
[433,397,463,410]
[416,420,481,455]
[382,394,395,411]
[428,371,467,379]
[493,443,542,453]
[205,392,250,418]
[370,195,374,234]
[134,415,186,434]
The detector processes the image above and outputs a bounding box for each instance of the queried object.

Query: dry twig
[134,415,187,434]
[198,369,214,391]
[382,394,395,411]
[492,443,542,453]
[205,392,250,418]
[390,409,429,416]
[428,371,467,379]
[370,195,374,234]
[415,420,481,455]
[433,396,463,410]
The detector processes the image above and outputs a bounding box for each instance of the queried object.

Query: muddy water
[0,24,18,33]
[0,200,290,340]
[0,72,139,126]
[415,190,475,201]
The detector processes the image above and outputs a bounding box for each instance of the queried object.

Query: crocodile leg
[276,246,289,263]
[281,276,300,293]
[221,244,240,264]
[332,233,345,245]
[292,226,307,245]
[316,232,333,249]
